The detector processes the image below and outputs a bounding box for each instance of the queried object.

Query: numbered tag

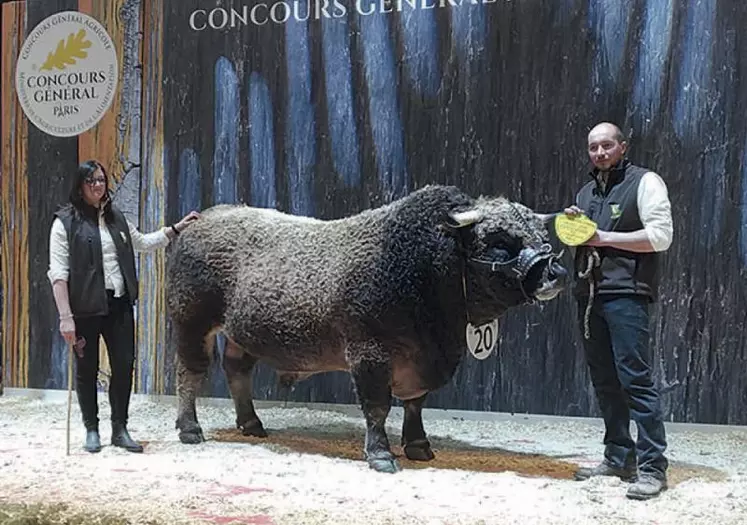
[466,319,498,360]
[554,214,598,246]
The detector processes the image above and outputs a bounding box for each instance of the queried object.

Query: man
[563,122,673,500]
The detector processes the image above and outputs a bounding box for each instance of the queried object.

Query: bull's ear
[445,209,483,229]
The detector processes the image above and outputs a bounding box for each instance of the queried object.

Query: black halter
[467,242,558,304]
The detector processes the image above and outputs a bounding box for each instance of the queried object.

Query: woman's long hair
[68,159,115,222]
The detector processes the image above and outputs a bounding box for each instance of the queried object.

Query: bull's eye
[484,247,512,263]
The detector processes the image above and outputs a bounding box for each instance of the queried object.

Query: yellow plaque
[554,214,598,246]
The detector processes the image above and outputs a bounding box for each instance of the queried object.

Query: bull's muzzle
[526,245,568,301]
[470,243,567,302]
[512,243,555,280]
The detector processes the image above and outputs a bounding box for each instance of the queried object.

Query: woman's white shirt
[47,210,170,297]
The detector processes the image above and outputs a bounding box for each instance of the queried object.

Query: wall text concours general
[189,0,501,30]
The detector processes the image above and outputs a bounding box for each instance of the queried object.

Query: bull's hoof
[404,439,435,461]
[178,430,205,444]
[240,420,268,438]
[367,454,402,474]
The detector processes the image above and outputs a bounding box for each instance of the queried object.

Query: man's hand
[583,229,656,252]
[564,205,584,216]
[584,230,610,247]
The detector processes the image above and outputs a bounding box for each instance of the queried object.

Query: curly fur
[166,184,564,471]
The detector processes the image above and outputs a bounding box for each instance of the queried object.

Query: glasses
[84,177,106,186]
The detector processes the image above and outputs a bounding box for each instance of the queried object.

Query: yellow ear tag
[554,214,598,246]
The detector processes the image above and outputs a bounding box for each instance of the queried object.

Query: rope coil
[578,249,601,339]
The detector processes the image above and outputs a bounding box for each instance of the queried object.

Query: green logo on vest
[610,203,622,219]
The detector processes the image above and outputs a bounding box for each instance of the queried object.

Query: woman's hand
[175,210,201,233]
[60,316,76,345]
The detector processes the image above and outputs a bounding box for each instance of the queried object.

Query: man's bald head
[589,122,626,143]
[587,122,627,171]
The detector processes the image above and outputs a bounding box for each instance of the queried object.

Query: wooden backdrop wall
[2,0,746,425]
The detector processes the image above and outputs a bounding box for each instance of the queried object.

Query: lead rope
[578,249,600,339]
[462,269,471,325]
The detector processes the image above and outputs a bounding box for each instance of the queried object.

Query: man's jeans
[578,294,668,478]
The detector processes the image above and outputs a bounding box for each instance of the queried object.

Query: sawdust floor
[208,424,727,486]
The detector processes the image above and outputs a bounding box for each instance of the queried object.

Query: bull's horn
[448,210,483,227]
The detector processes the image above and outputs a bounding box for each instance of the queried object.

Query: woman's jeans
[578,294,669,479]
[74,291,135,432]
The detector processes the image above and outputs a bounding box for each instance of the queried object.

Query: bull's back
[195,205,357,290]
[168,204,377,337]
[192,206,368,369]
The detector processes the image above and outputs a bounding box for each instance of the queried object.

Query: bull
[166,185,566,473]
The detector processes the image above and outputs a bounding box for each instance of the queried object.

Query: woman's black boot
[84,429,102,453]
[111,421,143,453]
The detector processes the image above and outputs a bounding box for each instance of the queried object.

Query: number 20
[473,325,494,354]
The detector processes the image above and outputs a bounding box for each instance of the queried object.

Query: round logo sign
[14,11,118,137]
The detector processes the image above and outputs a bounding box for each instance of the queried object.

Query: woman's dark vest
[572,160,660,302]
[54,204,139,317]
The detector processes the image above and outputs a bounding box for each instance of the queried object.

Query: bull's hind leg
[348,341,400,474]
[175,325,214,444]
[222,338,267,437]
[176,356,206,443]
[401,393,435,461]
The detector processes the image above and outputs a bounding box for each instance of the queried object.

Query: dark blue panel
[213,56,239,205]
[696,150,726,250]
[629,0,674,134]
[672,0,716,142]
[46,335,68,391]
[321,16,361,188]
[742,142,747,267]
[178,148,201,216]
[450,2,488,67]
[285,18,316,215]
[588,0,631,88]
[553,0,581,26]
[357,10,408,200]
[398,5,440,100]
[249,72,278,209]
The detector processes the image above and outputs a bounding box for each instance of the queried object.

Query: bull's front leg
[401,393,435,461]
[348,343,400,474]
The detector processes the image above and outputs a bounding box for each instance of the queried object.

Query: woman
[47,159,200,453]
